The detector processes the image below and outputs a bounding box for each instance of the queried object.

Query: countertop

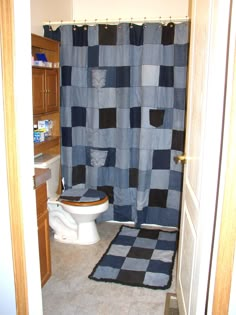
[34,168,51,188]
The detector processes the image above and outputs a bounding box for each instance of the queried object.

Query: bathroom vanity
[34,167,52,287]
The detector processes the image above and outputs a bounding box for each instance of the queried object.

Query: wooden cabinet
[31,34,60,156]
[32,67,59,115]
[36,182,51,287]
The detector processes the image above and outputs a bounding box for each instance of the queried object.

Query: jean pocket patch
[149,109,165,127]
[90,149,108,167]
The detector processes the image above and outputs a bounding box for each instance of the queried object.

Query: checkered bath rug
[88,225,178,290]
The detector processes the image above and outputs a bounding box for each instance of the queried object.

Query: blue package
[36,53,48,62]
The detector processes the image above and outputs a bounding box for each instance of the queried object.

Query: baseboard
[164,293,179,315]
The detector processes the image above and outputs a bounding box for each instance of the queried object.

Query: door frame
[0,0,28,313]
[0,0,43,314]
[210,0,236,311]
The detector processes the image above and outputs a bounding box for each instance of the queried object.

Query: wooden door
[45,69,59,113]
[176,0,232,313]
[32,67,45,114]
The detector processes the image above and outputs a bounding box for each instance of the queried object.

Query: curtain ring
[73,20,76,31]
[168,16,174,27]
[48,21,52,31]
[94,18,97,29]
[143,17,147,28]
[130,17,133,29]
[105,18,108,29]
[84,19,87,30]
[118,18,121,29]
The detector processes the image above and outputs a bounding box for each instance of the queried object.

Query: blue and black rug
[88,225,178,290]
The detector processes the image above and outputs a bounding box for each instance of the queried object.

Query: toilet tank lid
[34,154,60,167]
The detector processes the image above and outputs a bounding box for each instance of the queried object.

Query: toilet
[34,154,109,245]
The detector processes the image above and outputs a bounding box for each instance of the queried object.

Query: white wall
[31,0,188,35]
[73,0,189,22]
[31,0,73,35]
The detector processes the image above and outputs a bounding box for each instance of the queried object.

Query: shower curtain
[44,22,189,227]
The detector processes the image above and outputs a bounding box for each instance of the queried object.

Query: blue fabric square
[129,168,139,187]
[161,23,175,45]
[99,25,117,45]
[147,260,172,275]
[171,130,185,151]
[148,189,168,208]
[72,107,86,127]
[174,44,189,66]
[116,67,130,87]
[146,207,179,227]
[114,205,132,222]
[93,266,120,280]
[174,88,186,109]
[88,46,99,67]
[156,240,177,251]
[61,127,72,147]
[149,109,165,127]
[43,25,61,41]
[72,165,86,185]
[114,235,136,246]
[130,24,144,46]
[159,66,174,87]
[169,170,183,191]
[100,254,125,269]
[61,66,72,86]
[99,108,116,128]
[72,26,88,46]
[130,107,141,128]
[152,150,171,169]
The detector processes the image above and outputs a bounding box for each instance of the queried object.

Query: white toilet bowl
[48,192,109,245]
[34,153,109,245]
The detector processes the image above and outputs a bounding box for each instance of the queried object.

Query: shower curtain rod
[43,16,189,27]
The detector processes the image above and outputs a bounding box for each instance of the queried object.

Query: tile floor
[42,222,177,315]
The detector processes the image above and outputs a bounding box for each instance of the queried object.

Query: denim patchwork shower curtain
[44,22,189,227]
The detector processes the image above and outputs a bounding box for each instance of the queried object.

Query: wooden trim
[212,41,236,314]
[60,196,109,207]
[0,0,28,314]
[31,33,59,53]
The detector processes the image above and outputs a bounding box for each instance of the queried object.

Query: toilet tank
[34,154,60,198]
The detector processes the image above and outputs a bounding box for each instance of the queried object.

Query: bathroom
[0,0,235,314]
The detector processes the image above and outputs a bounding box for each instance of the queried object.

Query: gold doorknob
[174,154,187,164]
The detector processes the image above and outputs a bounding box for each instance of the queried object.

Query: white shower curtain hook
[130,17,133,29]
[48,20,52,31]
[143,17,147,28]
[105,18,108,29]
[169,16,174,27]
[84,19,87,31]
[118,18,121,28]
[73,20,76,31]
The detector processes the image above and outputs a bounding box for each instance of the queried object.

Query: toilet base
[53,220,100,245]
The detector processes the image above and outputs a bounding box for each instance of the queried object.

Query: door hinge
[33,175,36,190]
